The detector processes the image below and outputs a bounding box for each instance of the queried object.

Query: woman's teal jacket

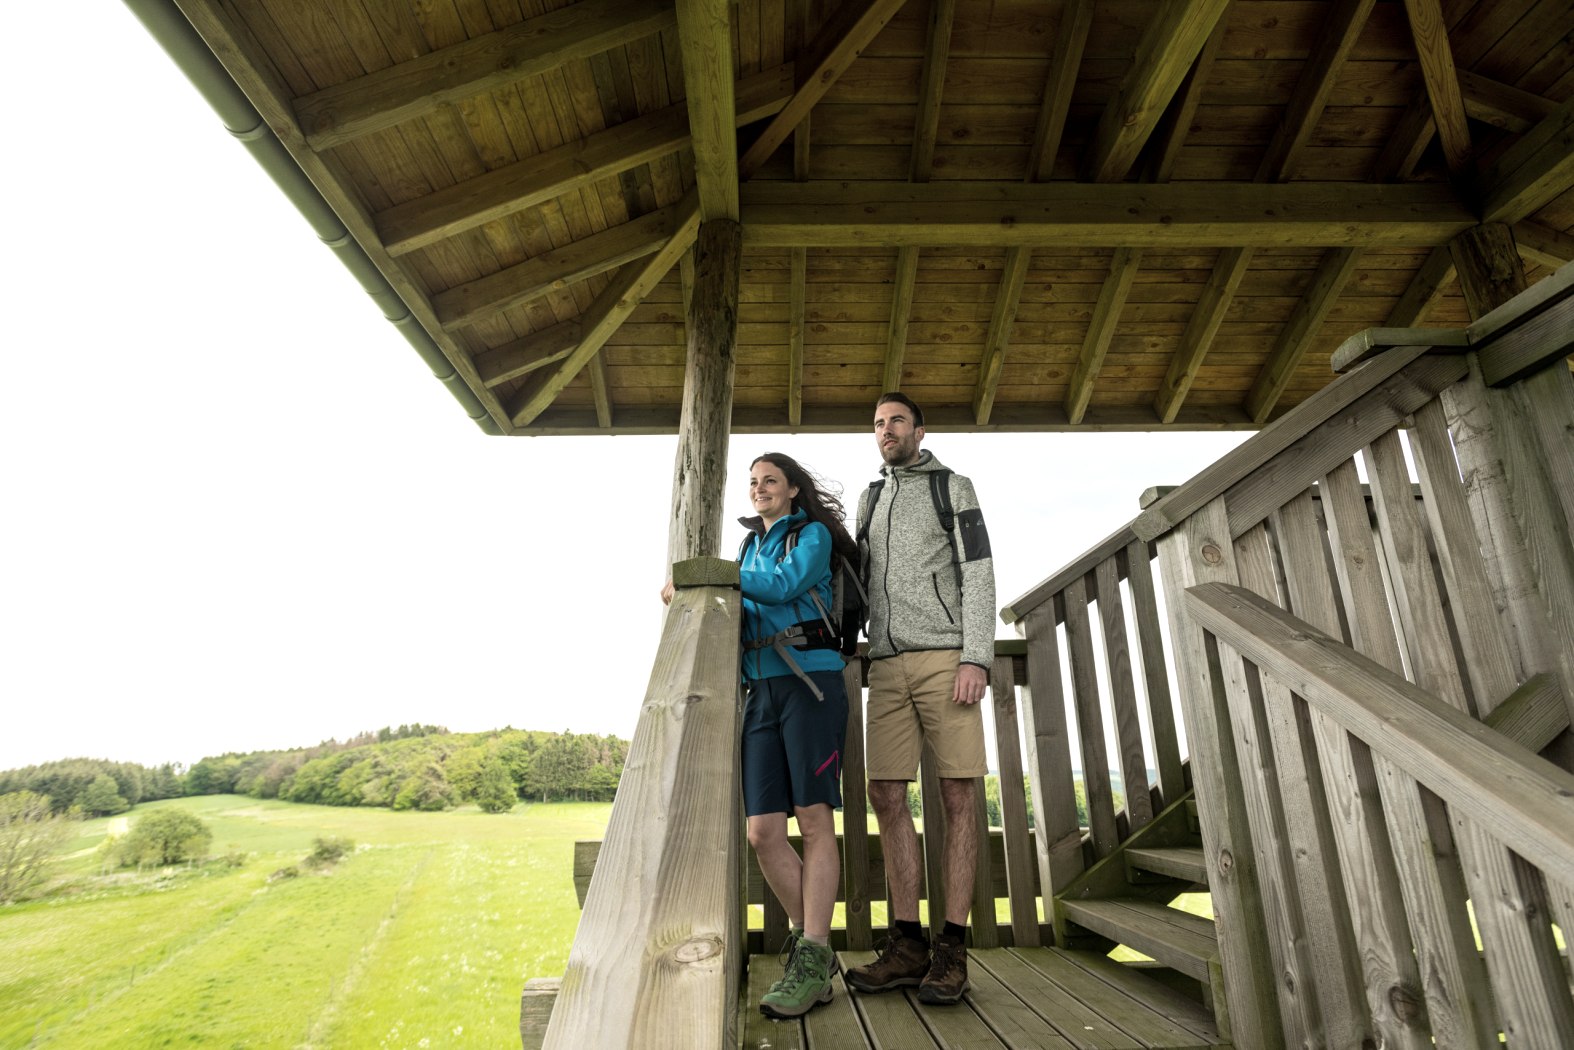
[738,508,846,681]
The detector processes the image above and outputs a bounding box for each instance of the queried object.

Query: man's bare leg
[868,779,921,921]
[939,777,978,927]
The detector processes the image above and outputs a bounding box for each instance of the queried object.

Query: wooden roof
[173,0,1574,434]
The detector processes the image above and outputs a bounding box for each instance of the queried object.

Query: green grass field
[0,796,612,1049]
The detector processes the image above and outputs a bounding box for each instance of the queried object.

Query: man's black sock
[895,919,925,943]
[940,921,967,943]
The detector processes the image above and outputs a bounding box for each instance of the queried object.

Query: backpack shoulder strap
[855,479,884,546]
[929,469,962,587]
[735,531,753,563]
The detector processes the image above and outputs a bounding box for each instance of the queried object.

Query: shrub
[305,836,353,867]
[116,809,212,867]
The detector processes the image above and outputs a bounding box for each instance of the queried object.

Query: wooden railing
[541,558,744,1050]
[1131,263,1574,1048]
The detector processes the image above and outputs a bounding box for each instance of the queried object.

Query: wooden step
[1127,846,1208,884]
[1059,899,1218,982]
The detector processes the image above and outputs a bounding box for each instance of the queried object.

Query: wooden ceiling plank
[1481,95,1574,225]
[1084,0,1232,183]
[675,0,739,220]
[1400,0,1473,179]
[1065,248,1142,425]
[1154,248,1254,424]
[432,204,680,328]
[477,321,584,387]
[789,247,806,426]
[909,0,956,181]
[1385,245,1458,328]
[738,182,1476,248]
[1245,248,1366,423]
[882,246,921,392]
[1256,0,1378,182]
[1514,221,1574,269]
[972,247,1034,425]
[1458,69,1559,134]
[793,113,812,180]
[1027,0,1094,183]
[294,0,676,151]
[508,194,703,426]
[377,65,790,255]
[737,0,909,178]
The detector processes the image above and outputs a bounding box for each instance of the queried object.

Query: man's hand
[953,662,987,705]
[659,579,675,605]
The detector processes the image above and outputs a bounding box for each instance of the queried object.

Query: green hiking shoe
[760,939,835,1019]
[766,928,803,995]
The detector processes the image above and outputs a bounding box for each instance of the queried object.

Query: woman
[662,453,856,1019]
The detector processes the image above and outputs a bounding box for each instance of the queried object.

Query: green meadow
[0,796,612,1049]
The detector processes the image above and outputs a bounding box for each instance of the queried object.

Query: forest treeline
[0,725,629,816]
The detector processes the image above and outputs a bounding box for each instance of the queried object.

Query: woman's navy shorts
[742,669,848,817]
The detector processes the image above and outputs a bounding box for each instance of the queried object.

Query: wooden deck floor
[743,947,1229,1050]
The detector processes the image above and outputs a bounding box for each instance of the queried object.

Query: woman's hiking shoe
[843,932,929,993]
[916,936,969,1004]
[766,929,804,995]
[760,939,836,1018]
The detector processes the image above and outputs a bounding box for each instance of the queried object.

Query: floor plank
[971,949,1144,1049]
[841,951,941,1049]
[962,953,1079,1050]
[743,954,804,1050]
[804,970,871,1049]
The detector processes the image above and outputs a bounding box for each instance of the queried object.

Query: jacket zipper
[882,471,897,653]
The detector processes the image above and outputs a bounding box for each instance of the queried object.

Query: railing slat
[1063,575,1120,859]
[1155,498,1284,1047]
[988,654,1040,948]
[969,779,1000,949]
[1122,538,1185,807]
[1320,463,1498,1048]
[1094,557,1154,832]
[1018,605,1085,899]
[840,660,873,950]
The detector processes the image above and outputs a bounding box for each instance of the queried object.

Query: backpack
[736,521,868,660]
[855,468,961,594]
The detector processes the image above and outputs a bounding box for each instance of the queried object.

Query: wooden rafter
[1400,0,1472,179]
[676,0,739,220]
[432,205,681,328]
[1459,70,1559,133]
[292,0,676,151]
[375,66,791,255]
[1145,18,1226,183]
[739,182,1475,248]
[1084,0,1231,183]
[587,353,613,428]
[508,195,702,427]
[1029,0,1094,182]
[1256,0,1376,181]
[1372,90,1436,182]
[882,247,920,392]
[477,321,583,388]
[909,0,955,181]
[1065,248,1141,425]
[789,248,806,426]
[1245,248,1365,423]
[1154,248,1252,424]
[737,0,908,178]
[1481,95,1574,225]
[972,247,1033,425]
[1514,222,1574,269]
[1385,246,1456,327]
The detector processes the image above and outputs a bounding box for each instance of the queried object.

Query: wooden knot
[1216,848,1234,875]
[672,936,723,964]
[1388,984,1424,1024]
[1200,542,1223,565]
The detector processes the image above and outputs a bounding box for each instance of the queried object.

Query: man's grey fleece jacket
[857,450,996,670]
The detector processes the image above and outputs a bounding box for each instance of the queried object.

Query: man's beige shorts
[865,649,987,780]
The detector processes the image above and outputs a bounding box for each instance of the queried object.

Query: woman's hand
[660,579,675,605]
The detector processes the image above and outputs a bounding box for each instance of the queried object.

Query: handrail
[1184,583,1574,877]
[542,557,743,1050]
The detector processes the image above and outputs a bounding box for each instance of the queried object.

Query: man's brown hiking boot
[844,932,929,993]
[917,936,969,1004]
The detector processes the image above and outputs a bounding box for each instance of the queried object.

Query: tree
[117,809,212,867]
[475,758,517,813]
[0,791,72,900]
[534,733,593,801]
[392,764,454,812]
[78,774,129,817]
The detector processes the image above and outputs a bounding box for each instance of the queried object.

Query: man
[845,392,995,1005]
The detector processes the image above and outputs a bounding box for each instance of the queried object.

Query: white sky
[0,7,1249,772]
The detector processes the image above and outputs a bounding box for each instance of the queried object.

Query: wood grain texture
[988,655,1040,948]
[1017,606,1085,900]
[973,247,1033,424]
[675,0,738,220]
[1399,0,1472,178]
[1245,247,1365,422]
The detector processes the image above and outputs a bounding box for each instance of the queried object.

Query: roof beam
[1154,248,1253,424]
[738,0,909,178]
[1459,70,1559,133]
[1245,248,1365,422]
[1144,18,1226,182]
[432,205,681,328]
[1385,245,1456,327]
[1256,0,1376,181]
[909,0,956,180]
[788,248,806,426]
[1028,0,1094,182]
[293,0,675,150]
[739,182,1475,248]
[476,321,583,388]
[1084,0,1231,183]
[1481,94,1574,225]
[1400,0,1473,179]
[675,0,739,220]
[1065,248,1141,425]
[1514,221,1574,269]
[375,66,790,255]
[1371,89,1436,182]
[882,246,920,391]
[587,352,614,427]
[973,247,1033,425]
[508,195,702,427]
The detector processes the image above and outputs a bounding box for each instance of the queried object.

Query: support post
[667,219,742,564]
